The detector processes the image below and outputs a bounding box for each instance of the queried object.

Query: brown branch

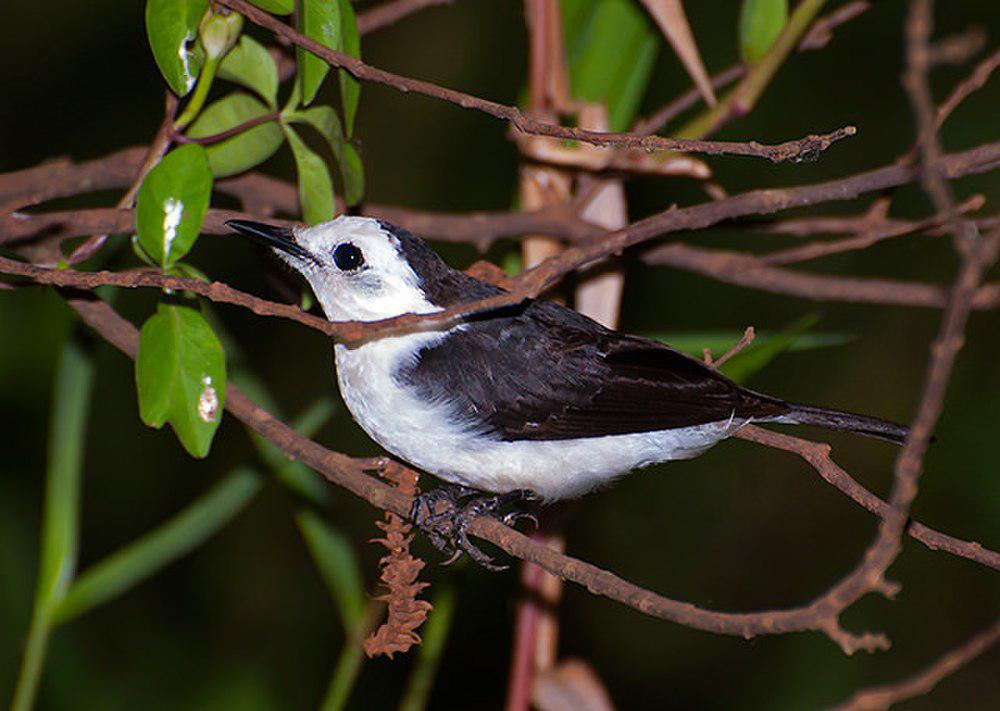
[61,293,1000,655]
[733,426,999,571]
[65,92,178,265]
[833,618,1000,710]
[798,1,871,51]
[175,112,280,145]
[357,0,452,35]
[216,0,855,163]
[757,194,985,266]
[704,326,755,368]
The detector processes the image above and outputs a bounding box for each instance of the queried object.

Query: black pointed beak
[226,220,312,261]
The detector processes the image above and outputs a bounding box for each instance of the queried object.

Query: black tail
[780,403,909,445]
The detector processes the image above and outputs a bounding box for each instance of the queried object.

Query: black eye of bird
[333,242,365,271]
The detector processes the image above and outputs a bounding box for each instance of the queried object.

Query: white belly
[334,338,738,500]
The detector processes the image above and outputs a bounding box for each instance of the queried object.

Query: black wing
[397,299,789,441]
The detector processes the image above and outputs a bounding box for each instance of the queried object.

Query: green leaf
[248,0,294,14]
[145,0,209,96]
[134,144,213,268]
[298,0,342,107]
[52,468,262,624]
[229,369,333,505]
[296,511,366,629]
[287,106,365,205]
[136,303,227,457]
[187,93,284,177]
[11,337,95,711]
[722,314,822,384]
[38,338,95,608]
[651,329,851,360]
[399,584,456,711]
[739,0,788,65]
[560,0,658,131]
[218,35,279,108]
[283,124,335,224]
[337,0,361,136]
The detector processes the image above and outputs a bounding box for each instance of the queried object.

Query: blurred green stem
[398,583,456,711]
[173,55,220,132]
[675,0,828,139]
[320,602,383,711]
[11,338,95,711]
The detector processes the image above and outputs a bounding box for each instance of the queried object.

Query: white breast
[334,336,740,500]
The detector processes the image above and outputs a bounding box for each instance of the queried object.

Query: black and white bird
[228,216,908,561]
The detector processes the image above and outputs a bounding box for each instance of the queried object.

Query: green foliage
[650,315,848,384]
[187,93,284,177]
[298,0,343,107]
[739,0,789,65]
[286,106,365,205]
[11,337,94,711]
[248,0,294,15]
[52,468,262,624]
[145,0,209,96]
[283,124,336,224]
[399,584,456,711]
[136,303,227,458]
[134,144,213,267]
[337,0,361,137]
[296,511,366,630]
[218,35,279,108]
[560,0,658,131]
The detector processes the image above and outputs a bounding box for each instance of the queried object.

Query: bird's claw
[410,486,540,570]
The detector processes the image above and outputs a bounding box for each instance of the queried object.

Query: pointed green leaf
[248,0,294,14]
[287,106,365,205]
[298,0,342,106]
[296,511,366,629]
[145,0,209,96]
[37,338,95,609]
[738,0,788,65]
[218,35,279,108]
[52,468,262,624]
[187,93,283,177]
[135,144,213,268]
[337,0,361,136]
[722,314,821,384]
[136,303,227,457]
[560,0,658,131]
[283,124,335,224]
[650,328,851,360]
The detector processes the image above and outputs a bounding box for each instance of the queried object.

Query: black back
[382,221,789,441]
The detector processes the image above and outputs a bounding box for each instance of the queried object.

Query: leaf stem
[10,338,95,711]
[398,584,456,711]
[675,0,829,139]
[174,55,221,132]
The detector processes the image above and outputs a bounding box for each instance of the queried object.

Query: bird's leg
[409,486,541,570]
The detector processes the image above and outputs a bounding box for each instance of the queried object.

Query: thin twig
[216,0,855,163]
[357,0,452,35]
[833,618,1000,710]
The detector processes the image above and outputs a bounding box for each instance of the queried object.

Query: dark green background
[2,1,998,708]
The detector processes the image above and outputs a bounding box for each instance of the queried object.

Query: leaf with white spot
[187,93,284,177]
[298,0,342,107]
[145,0,209,96]
[135,144,213,268]
[136,303,227,458]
